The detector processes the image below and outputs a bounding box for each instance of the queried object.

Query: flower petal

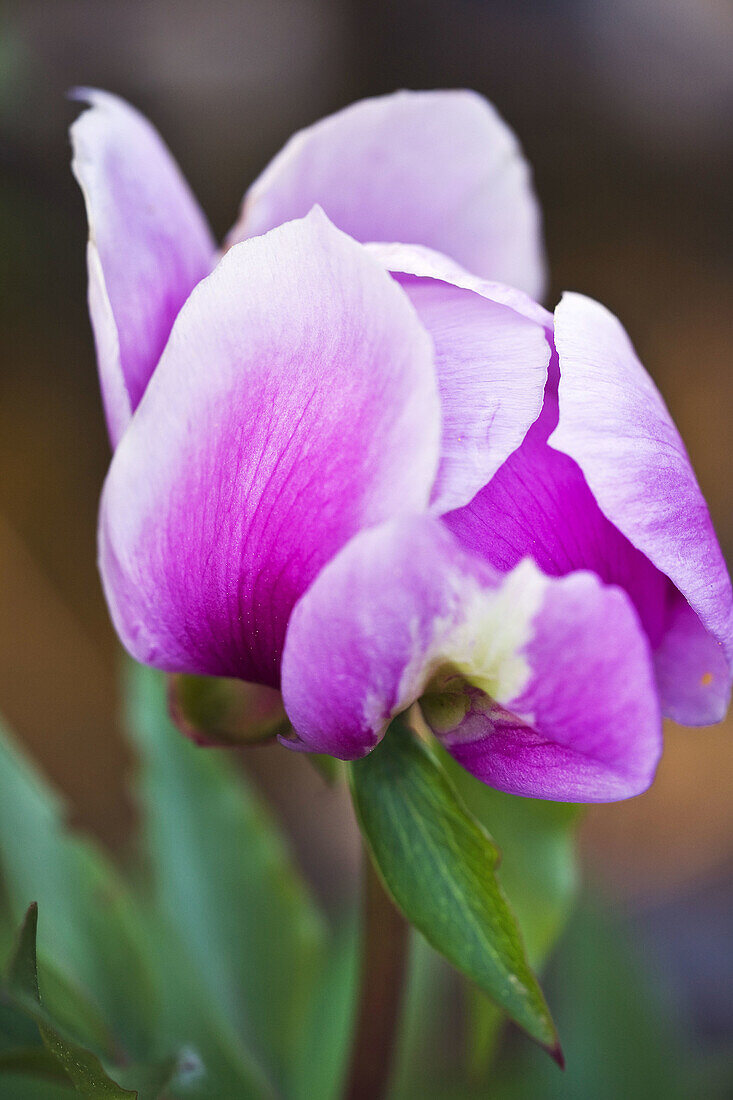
[70,88,216,446]
[551,292,733,718]
[444,414,672,653]
[99,210,440,685]
[281,516,661,801]
[228,90,546,298]
[367,243,552,512]
[443,565,662,801]
[653,597,732,726]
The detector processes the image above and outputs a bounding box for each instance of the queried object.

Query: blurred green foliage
[0,664,725,1098]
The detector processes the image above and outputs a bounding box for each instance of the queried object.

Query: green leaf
[0,1073,74,1097]
[33,960,114,1061]
[439,748,581,1077]
[0,995,42,1052]
[0,712,271,1097]
[6,904,40,1000]
[2,898,108,1051]
[5,904,135,1097]
[127,663,326,1094]
[0,1046,70,1082]
[440,750,581,967]
[32,1030,134,1098]
[0,719,157,1060]
[348,716,560,1059]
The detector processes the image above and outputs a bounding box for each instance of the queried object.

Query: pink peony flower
[71,89,733,802]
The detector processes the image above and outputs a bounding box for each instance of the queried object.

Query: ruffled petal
[228,90,546,298]
[99,210,440,685]
[281,517,661,801]
[70,88,216,446]
[551,292,733,719]
[367,243,552,512]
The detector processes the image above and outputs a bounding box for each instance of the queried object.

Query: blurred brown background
[1,0,732,1047]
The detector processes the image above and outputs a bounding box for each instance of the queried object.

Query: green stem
[344,846,409,1100]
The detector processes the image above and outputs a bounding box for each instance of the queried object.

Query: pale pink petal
[228,90,546,297]
[71,88,216,445]
[551,292,733,721]
[368,243,552,512]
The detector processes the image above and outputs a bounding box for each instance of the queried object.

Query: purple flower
[71,88,733,802]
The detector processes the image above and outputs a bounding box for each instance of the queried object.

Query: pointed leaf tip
[7,903,40,1000]
[4,904,137,1096]
[550,1041,565,1070]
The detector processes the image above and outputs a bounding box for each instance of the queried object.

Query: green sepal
[169,673,289,746]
